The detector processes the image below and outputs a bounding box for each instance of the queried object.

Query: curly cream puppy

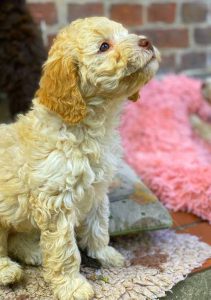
[0,17,160,299]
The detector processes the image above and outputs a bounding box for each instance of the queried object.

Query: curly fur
[0,0,46,118]
[0,17,159,300]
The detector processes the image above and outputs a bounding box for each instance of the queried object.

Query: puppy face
[38,17,160,124]
[73,17,160,100]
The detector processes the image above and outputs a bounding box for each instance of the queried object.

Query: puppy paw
[72,275,94,300]
[91,246,125,267]
[54,274,94,300]
[0,257,23,285]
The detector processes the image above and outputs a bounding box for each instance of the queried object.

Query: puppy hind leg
[8,232,42,266]
[0,227,23,285]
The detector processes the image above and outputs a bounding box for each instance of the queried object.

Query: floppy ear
[37,51,87,124]
[128,90,140,102]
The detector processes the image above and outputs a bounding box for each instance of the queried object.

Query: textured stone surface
[165,269,211,300]
[110,4,143,26]
[109,162,172,235]
[68,3,103,22]
[28,2,57,25]
[139,28,189,48]
[180,52,206,70]
[182,2,207,23]
[194,27,211,45]
[110,199,172,235]
[158,54,176,73]
[147,3,176,24]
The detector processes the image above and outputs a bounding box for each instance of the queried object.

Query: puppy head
[37,17,160,124]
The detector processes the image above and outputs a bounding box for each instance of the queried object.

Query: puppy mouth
[143,55,156,68]
[142,48,161,69]
[127,55,158,76]
[126,47,159,74]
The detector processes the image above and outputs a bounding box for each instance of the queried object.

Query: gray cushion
[109,161,172,236]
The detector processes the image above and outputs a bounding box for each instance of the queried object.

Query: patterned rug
[1,230,211,300]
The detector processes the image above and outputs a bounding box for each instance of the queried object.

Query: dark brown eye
[99,42,110,52]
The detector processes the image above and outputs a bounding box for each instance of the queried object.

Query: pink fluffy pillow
[120,75,211,223]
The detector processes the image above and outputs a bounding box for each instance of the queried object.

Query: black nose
[138,38,153,51]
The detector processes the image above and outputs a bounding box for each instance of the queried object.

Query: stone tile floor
[164,211,211,299]
[165,270,211,300]
[171,211,211,272]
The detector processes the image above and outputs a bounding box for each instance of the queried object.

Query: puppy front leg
[0,227,23,285]
[36,211,94,300]
[78,195,125,267]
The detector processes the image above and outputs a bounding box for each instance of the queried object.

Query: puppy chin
[144,59,159,76]
[143,47,161,77]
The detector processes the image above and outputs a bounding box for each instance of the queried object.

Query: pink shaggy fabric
[120,75,211,223]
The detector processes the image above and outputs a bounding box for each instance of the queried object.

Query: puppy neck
[32,95,125,132]
[84,95,124,123]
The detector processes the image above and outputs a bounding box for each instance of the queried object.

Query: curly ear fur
[128,91,140,102]
[37,46,87,124]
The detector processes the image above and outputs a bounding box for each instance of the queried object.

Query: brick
[68,3,103,22]
[28,3,57,25]
[194,27,211,45]
[147,3,176,24]
[207,52,211,67]
[139,29,189,49]
[159,54,176,73]
[180,52,206,70]
[182,2,207,23]
[110,4,143,26]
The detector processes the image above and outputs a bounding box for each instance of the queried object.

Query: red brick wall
[27,0,211,76]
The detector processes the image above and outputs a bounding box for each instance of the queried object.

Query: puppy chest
[64,149,113,190]
[31,129,119,217]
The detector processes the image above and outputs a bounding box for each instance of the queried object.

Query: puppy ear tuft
[37,50,86,124]
[128,91,140,102]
